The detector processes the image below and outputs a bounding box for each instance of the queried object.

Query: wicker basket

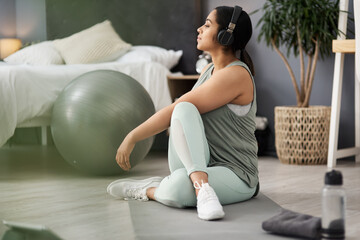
[274,106,331,165]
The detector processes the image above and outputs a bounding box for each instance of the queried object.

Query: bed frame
[17,0,202,145]
[17,117,50,145]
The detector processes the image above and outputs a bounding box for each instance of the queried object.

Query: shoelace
[125,188,149,201]
[193,180,218,201]
[193,180,204,190]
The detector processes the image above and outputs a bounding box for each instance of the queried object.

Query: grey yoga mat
[128,193,301,240]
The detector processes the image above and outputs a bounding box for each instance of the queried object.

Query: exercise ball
[51,70,155,175]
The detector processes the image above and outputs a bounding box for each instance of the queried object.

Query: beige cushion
[54,20,131,64]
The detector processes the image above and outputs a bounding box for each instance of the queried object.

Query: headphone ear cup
[217,29,226,45]
[217,29,234,46]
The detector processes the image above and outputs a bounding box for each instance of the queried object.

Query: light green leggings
[154,102,256,208]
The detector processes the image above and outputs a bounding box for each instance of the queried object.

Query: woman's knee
[174,102,197,113]
[155,168,196,208]
[172,102,199,121]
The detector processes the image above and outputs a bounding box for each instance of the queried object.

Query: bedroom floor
[0,145,359,240]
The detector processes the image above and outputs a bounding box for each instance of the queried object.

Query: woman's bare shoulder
[212,64,251,84]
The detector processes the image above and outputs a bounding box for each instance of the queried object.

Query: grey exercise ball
[51,70,155,175]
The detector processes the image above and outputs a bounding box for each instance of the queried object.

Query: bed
[0,0,201,147]
[0,61,174,146]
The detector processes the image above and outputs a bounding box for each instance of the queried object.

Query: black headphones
[217,6,242,46]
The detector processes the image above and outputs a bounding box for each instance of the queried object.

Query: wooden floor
[0,145,359,239]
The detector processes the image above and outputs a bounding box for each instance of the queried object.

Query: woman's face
[197,10,220,51]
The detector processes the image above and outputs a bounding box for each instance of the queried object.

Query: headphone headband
[227,6,242,34]
[217,6,243,46]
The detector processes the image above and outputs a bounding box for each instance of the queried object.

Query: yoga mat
[129,193,298,240]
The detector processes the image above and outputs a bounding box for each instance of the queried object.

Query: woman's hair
[215,6,255,76]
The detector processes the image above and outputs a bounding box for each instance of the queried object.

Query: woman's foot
[194,181,225,220]
[107,176,163,201]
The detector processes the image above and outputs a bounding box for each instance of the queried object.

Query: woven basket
[274,106,331,165]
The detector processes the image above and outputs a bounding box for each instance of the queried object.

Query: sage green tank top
[193,61,258,188]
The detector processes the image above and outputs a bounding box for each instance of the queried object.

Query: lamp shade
[0,38,22,59]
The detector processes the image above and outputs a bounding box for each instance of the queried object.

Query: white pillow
[116,45,183,69]
[4,41,64,65]
[53,20,131,64]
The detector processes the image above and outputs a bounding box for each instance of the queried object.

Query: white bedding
[0,61,172,147]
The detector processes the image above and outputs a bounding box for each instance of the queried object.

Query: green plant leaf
[255,0,345,106]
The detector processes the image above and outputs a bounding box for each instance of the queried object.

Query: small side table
[167,75,200,101]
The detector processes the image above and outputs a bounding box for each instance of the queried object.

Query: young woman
[107,5,259,221]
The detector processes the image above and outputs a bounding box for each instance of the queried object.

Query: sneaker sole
[107,176,163,194]
[198,210,225,221]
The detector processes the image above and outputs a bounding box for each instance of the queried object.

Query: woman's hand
[114,104,174,171]
[115,135,135,171]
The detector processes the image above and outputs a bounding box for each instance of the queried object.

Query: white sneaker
[195,181,225,220]
[107,176,163,201]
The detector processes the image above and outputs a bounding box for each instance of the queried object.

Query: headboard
[45,0,202,74]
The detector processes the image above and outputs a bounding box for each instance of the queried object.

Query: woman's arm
[116,65,253,170]
[116,103,175,170]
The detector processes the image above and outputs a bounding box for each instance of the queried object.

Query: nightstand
[167,75,200,101]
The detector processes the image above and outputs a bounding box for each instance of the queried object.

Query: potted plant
[256,0,341,164]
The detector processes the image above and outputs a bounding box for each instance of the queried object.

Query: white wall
[16,0,46,43]
[0,0,16,38]
[0,0,46,43]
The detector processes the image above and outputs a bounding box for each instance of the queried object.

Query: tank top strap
[192,63,214,89]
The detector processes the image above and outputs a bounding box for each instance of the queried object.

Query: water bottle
[321,170,346,239]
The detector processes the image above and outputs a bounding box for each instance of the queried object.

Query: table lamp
[0,38,22,59]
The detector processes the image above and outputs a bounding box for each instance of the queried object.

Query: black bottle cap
[325,170,343,185]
